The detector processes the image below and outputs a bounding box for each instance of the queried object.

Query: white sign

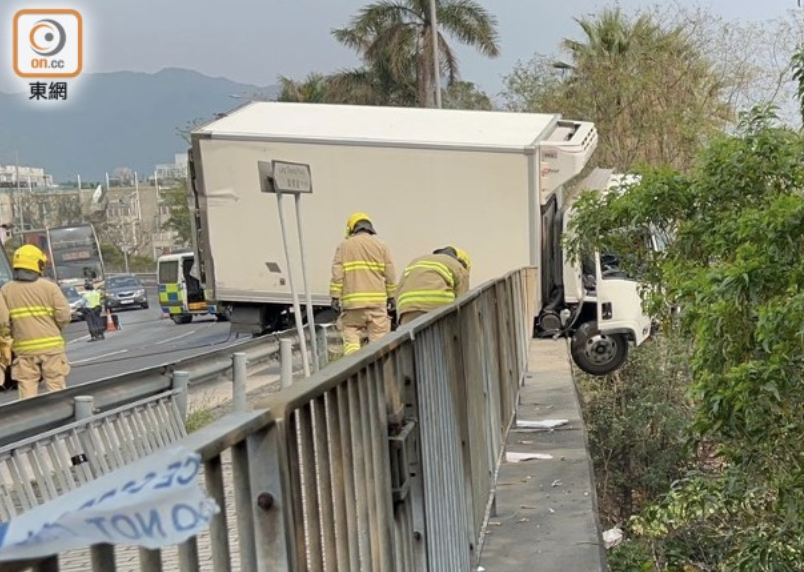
[0,447,219,562]
[272,160,312,194]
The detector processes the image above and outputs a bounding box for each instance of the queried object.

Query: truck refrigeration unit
[187,102,651,375]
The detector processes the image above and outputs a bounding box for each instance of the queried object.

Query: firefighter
[330,212,397,356]
[0,244,72,400]
[396,246,471,326]
[82,282,105,341]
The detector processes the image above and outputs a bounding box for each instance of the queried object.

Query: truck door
[594,252,652,345]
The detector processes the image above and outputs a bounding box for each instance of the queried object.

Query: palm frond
[437,0,500,58]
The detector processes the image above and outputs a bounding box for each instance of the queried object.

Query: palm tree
[559,8,659,66]
[277,73,331,103]
[333,0,500,108]
[547,7,732,171]
[327,36,419,106]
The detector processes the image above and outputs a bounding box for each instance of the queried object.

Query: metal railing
[0,385,188,521]
[0,327,334,448]
[2,266,537,571]
[131,273,157,287]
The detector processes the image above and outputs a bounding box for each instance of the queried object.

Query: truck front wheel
[570,321,628,376]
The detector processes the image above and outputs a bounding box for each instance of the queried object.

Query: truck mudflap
[594,252,652,346]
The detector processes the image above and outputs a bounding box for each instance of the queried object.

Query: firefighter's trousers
[398,310,427,326]
[338,307,391,356]
[14,352,70,400]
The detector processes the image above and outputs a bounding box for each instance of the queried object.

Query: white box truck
[187,102,651,375]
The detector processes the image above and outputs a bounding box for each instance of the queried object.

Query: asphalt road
[0,288,251,404]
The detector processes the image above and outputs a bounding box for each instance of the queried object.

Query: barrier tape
[0,447,218,561]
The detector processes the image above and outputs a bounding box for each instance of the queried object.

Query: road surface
[0,288,250,404]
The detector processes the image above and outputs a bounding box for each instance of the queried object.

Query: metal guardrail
[132,273,157,287]
[0,387,188,521]
[1,266,537,571]
[0,328,327,449]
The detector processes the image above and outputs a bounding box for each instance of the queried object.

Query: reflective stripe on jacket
[0,277,71,355]
[330,233,396,310]
[83,290,102,308]
[396,254,469,316]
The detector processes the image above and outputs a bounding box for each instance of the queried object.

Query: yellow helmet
[450,246,471,271]
[345,212,373,237]
[13,244,48,274]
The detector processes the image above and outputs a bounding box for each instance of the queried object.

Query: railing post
[173,370,190,421]
[280,339,293,389]
[74,396,94,421]
[233,352,247,413]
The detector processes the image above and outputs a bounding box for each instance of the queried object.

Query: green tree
[333,0,500,107]
[161,181,192,247]
[503,7,732,172]
[567,95,804,569]
[441,80,492,110]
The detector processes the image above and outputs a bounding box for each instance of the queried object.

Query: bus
[15,224,105,293]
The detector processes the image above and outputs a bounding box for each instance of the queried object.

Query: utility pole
[134,171,142,221]
[429,0,442,108]
[14,151,24,231]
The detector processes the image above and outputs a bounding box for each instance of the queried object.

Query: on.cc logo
[29,19,67,57]
[13,9,83,78]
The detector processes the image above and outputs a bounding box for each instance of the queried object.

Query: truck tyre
[570,321,628,376]
[172,314,193,325]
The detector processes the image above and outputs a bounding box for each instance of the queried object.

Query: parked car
[61,285,86,321]
[103,274,148,311]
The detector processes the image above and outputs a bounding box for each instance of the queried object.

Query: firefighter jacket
[396,254,469,316]
[330,232,396,310]
[0,274,71,356]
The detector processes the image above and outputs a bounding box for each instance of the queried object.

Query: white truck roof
[194,102,560,152]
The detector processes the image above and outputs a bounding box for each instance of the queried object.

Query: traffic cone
[106,308,118,332]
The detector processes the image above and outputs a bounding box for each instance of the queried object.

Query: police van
[156,251,226,324]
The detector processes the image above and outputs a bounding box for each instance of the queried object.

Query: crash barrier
[0,326,335,448]
[131,273,157,287]
[0,266,537,571]
[0,380,190,522]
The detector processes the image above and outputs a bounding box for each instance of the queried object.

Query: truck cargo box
[189,102,597,314]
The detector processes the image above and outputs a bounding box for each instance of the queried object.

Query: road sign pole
[259,159,316,378]
[275,192,311,378]
[293,193,320,372]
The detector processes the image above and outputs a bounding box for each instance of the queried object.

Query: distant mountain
[0,68,278,181]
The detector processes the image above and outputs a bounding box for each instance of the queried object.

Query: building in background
[0,194,15,228]
[0,165,54,188]
[153,153,188,186]
[78,184,184,261]
[0,156,189,258]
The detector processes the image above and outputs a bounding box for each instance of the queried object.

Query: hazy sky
[1,0,797,97]
[0,0,796,98]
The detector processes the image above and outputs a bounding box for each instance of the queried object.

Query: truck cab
[537,168,653,375]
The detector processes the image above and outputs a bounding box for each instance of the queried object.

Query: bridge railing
[2,266,537,571]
